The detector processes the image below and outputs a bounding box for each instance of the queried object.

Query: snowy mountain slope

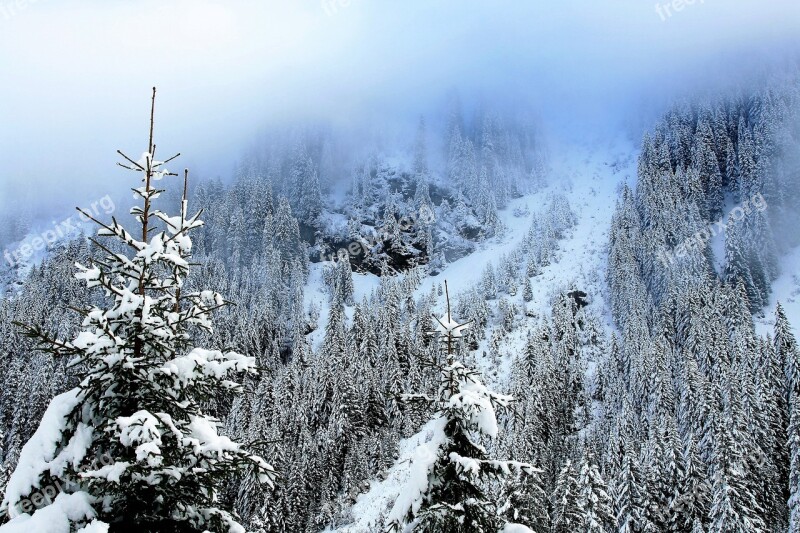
[519,137,636,323]
[756,244,800,337]
[426,135,635,384]
[326,135,637,532]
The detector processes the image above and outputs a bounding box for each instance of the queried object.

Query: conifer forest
[1,2,800,532]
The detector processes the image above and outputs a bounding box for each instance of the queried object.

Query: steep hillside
[329,134,637,531]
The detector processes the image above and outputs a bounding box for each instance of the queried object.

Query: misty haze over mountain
[1,1,799,216]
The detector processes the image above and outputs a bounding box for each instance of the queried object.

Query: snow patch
[1,389,86,516]
[756,243,800,336]
[331,417,448,532]
[0,492,105,533]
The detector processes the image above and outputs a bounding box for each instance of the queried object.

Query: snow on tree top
[434,314,470,338]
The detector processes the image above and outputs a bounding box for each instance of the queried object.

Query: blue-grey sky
[1,0,799,215]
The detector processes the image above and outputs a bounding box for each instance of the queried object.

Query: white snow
[75,522,110,533]
[115,411,164,466]
[184,415,241,456]
[501,524,535,533]
[0,492,106,533]
[448,452,481,476]
[332,417,448,532]
[1,389,86,517]
[81,462,130,484]
[159,348,256,389]
[756,243,800,336]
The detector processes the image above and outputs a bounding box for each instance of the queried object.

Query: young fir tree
[577,449,614,533]
[780,304,800,533]
[1,89,276,532]
[789,393,800,533]
[522,276,534,303]
[551,459,581,533]
[386,282,536,533]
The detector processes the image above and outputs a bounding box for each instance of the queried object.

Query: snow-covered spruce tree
[780,304,800,533]
[1,89,275,532]
[613,447,647,533]
[576,449,614,533]
[385,283,536,533]
[550,459,581,533]
[789,393,800,533]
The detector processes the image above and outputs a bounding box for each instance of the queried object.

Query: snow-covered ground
[416,136,636,306]
[524,136,636,323]
[756,244,800,337]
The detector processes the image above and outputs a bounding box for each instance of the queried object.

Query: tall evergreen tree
[551,459,581,533]
[577,450,614,533]
[386,288,535,532]
[0,90,276,532]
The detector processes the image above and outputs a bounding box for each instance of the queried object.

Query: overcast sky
[1,0,799,216]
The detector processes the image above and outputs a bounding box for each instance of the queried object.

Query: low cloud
[0,0,798,219]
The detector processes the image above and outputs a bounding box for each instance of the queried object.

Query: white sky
[1,0,799,214]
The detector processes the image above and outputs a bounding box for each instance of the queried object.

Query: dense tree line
[2,76,800,531]
[597,75,800,532]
